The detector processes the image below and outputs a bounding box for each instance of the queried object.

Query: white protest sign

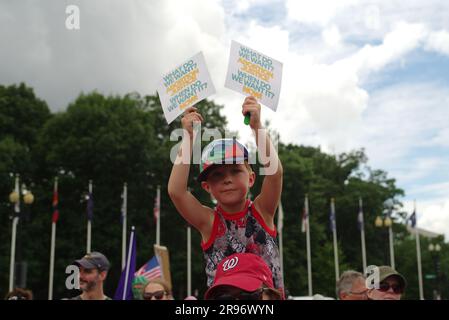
[157,52,216,124]
[225,40,283,111]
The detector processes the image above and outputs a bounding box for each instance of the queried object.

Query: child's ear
[201,181,211,193]
[248,171,256,187]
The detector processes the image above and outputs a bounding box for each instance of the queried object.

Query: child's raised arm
[167,107,214,239]
[242,97,283,224]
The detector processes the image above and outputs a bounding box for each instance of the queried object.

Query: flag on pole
[329,200,336,232]
[153,190,160,223]
[52,184,59,223]
[135,256,162,281]
[357,205,364,231]
[301,206,308,233]
[120,189,126,224]
[114,227,137,300]
[87,191,93,221]
[409,210,417,228]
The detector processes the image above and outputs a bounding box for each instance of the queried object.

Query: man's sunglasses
[143,290,167,300]
[378,282,404,294]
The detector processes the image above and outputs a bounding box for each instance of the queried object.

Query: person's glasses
[349,289,367,295]
[214,288,264,300]
[378,282,403,294]
[143,290,167,300]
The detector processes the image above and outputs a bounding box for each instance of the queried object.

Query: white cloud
[426,29,449,56]
[356,83,449,167]
[286,0,358,27]
[0,0,227,110]
[417,200,449,239]
[322,24,342,47]
[340,22,428,78]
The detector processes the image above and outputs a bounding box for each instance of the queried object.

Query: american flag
[135,256,162,281]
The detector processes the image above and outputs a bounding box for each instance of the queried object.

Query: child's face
[201,164,255,207]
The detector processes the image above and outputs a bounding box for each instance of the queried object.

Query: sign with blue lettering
[157,52,216,124]
[225,40,283,111]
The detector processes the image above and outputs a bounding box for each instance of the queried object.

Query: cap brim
[204,276,263,299]
[198,161,252,183]
[74,259,97,270]
[381,272,407,288]
[198,164,218,182]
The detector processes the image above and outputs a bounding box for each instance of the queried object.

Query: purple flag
[87,192,93,221]
[114,228,137,300]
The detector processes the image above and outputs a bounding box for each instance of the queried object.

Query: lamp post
[428,243,442,300]
[8,174,34,291]
[375,211,395,269]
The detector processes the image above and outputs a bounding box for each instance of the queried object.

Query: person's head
[337,270,368,300]
[5,288,33,300]
[143,278,173,300]
[199,139,254,208]
[74,251,110,293]
[367,266,406,300]
[132,275,149,300]
[205,253,282,300]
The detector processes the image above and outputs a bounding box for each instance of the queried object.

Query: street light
[8,174,34,291]
[428,243,442,300]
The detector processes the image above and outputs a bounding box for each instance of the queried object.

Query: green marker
[244,113,250,125]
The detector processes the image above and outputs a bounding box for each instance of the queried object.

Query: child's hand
[181,106,203,138]
[242,96,262,130]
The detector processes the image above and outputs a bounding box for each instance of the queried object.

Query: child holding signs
[167,95,284,296]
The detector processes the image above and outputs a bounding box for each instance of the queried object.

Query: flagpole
[305,195,313,296]
[187,225,191,296]
[121,183,128,270]
[331,198,340,281]
[388,212,395,270]
[414,200,424,300]
[122,226,135,300]
[278,202,284,281]
[9,174,20,292]
[48,177,58,300]
[87,180,92,253]
[156,185,161,246]
[359,198,367,273]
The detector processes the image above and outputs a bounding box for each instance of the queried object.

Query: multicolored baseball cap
[198,138,249,182]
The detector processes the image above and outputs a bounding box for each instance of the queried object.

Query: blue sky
[0,0,448,238]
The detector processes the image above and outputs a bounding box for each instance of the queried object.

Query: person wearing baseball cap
[168,98,284,294]
[204,253,283,300]
[69,251,111,300]
[367,265,407,300]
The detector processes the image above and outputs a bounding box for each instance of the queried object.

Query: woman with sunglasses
[367,266,406,300]
[142,278,174,300]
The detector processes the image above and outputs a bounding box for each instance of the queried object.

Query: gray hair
[336,270,365,298]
